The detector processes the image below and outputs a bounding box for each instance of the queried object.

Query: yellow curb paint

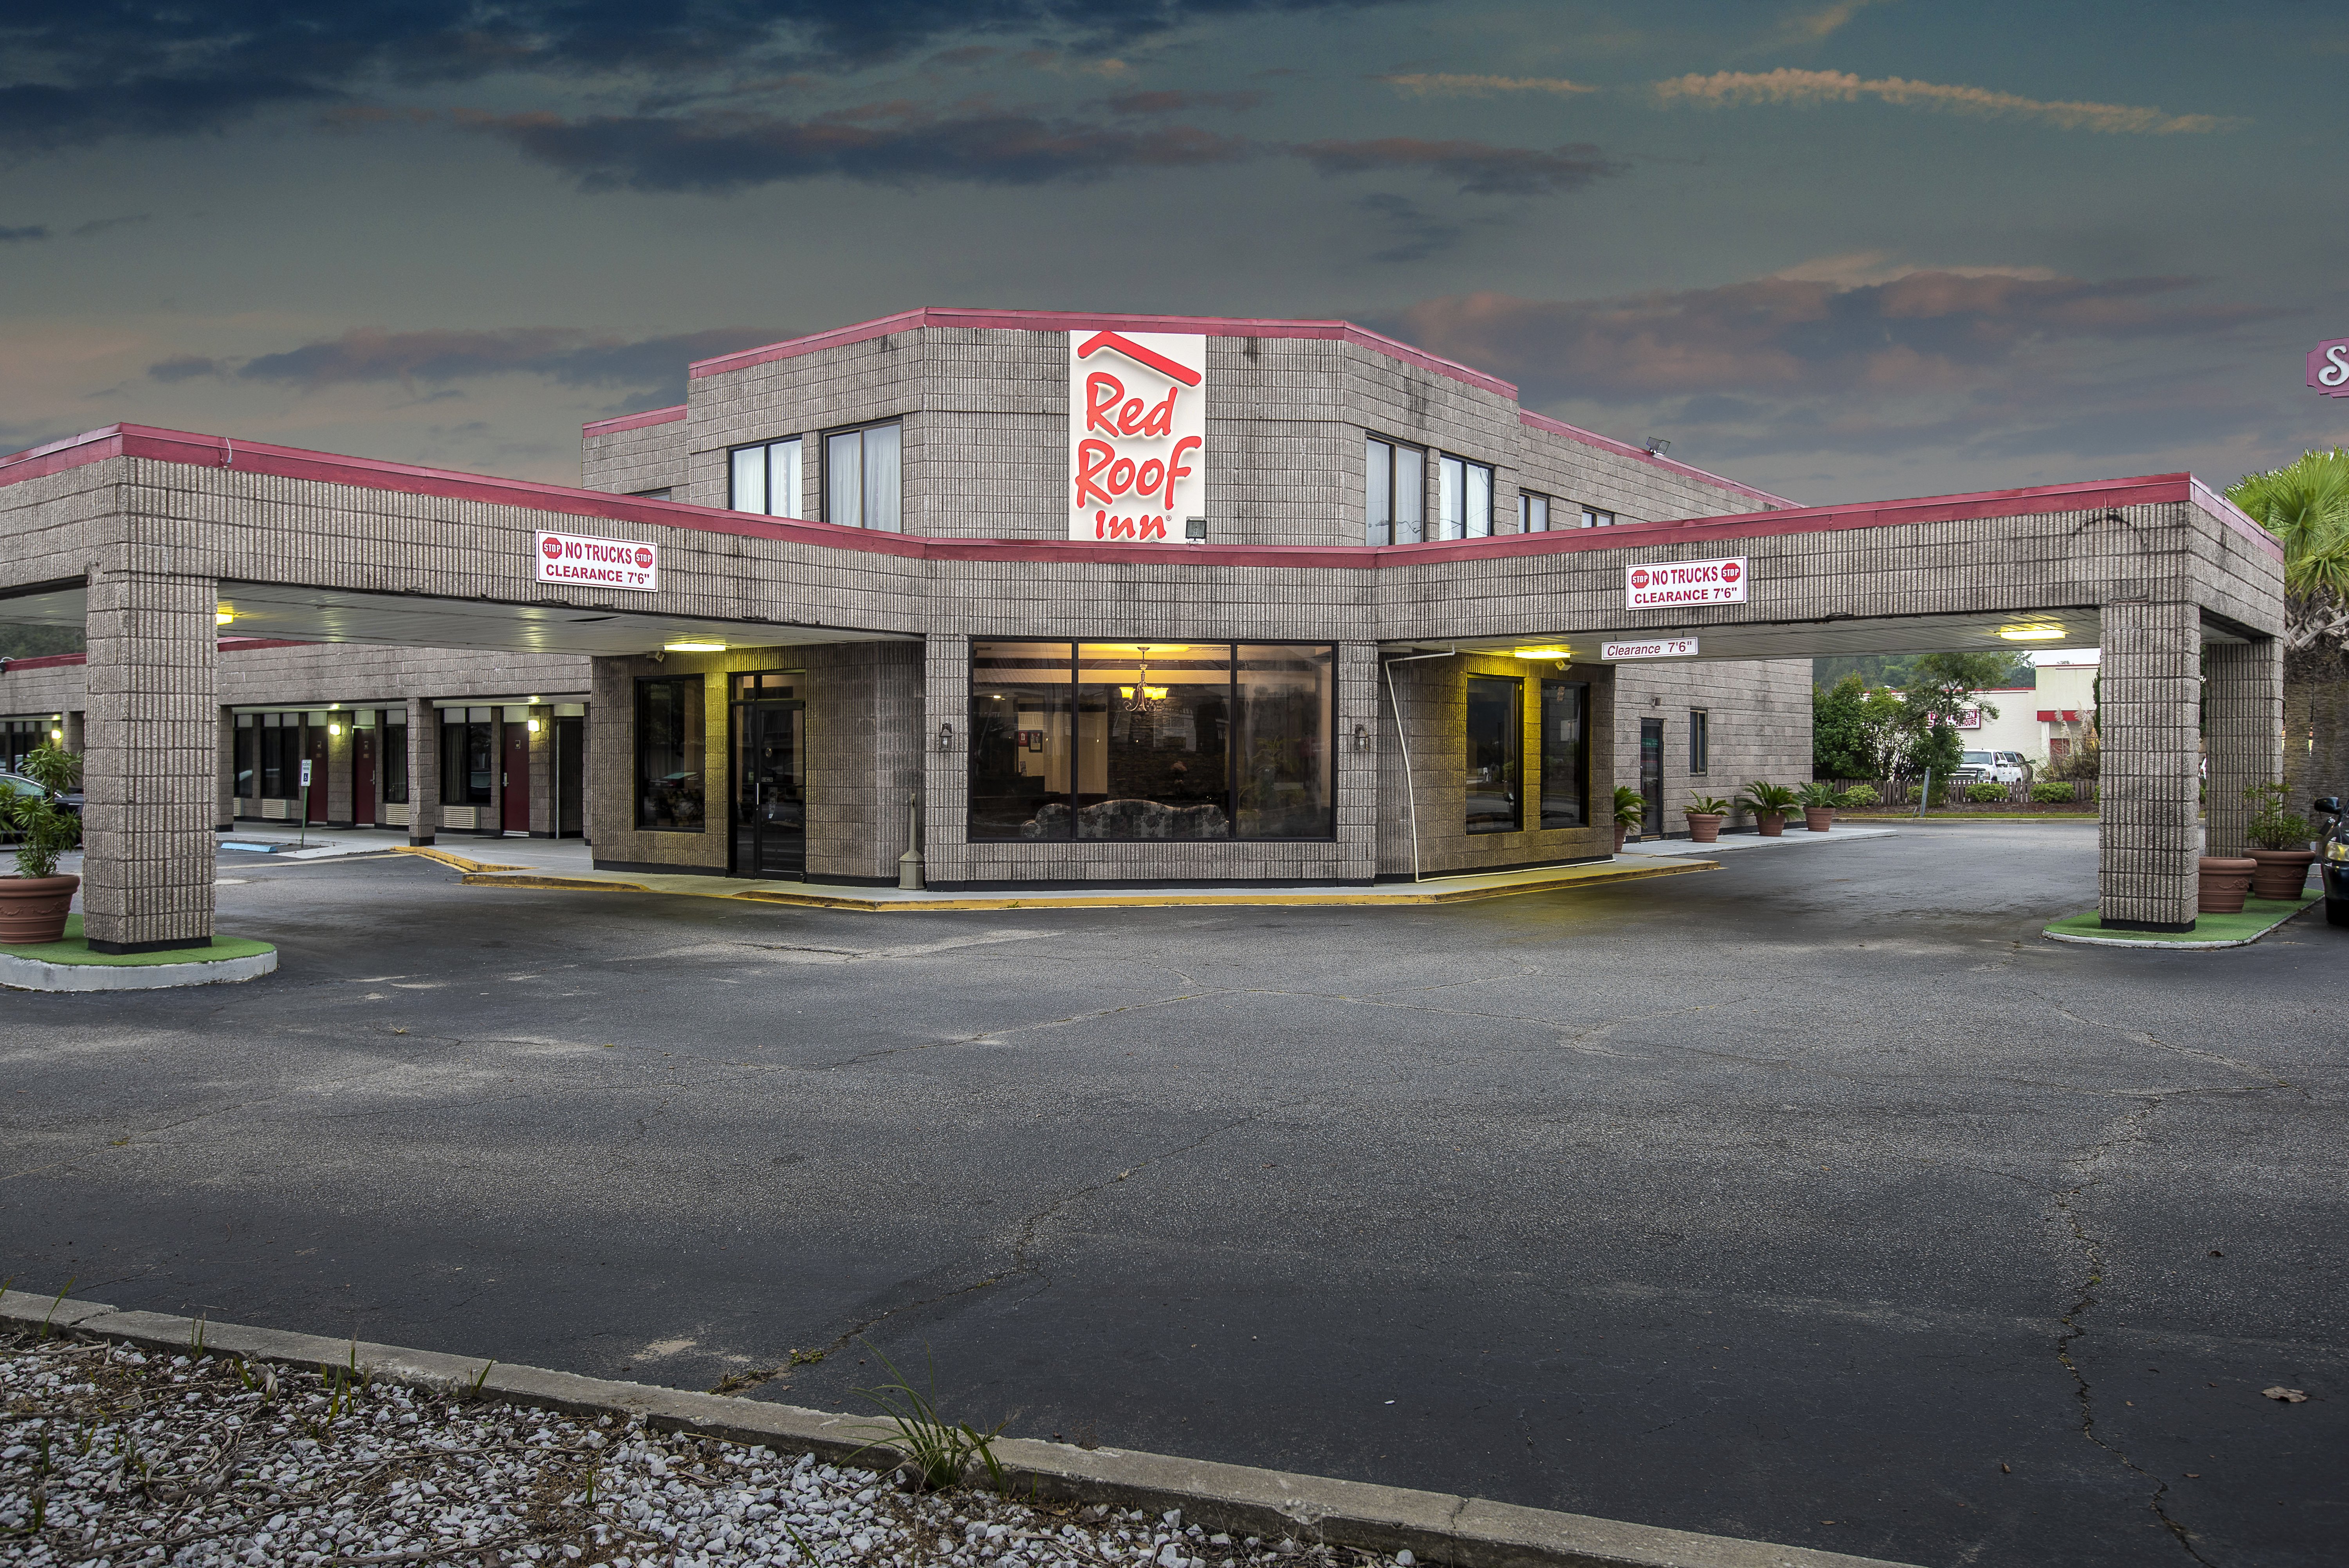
[449,858,1711,912]
[392,845,532,874]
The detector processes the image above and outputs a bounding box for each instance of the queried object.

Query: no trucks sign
[1626,557,1746,609]
[536,530,658,590]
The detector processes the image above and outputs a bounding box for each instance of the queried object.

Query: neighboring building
[1958,651,2099,768]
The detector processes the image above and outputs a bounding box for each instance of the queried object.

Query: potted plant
[1794,782,1840,832]
[1739,780,1798,837]
[0,743,83,945]
[1685,794,1729,844]
[1612,785,1645,852]
[2198,855,2255,914]
[2243,781,2317,899]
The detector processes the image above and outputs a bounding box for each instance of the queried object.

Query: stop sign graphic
[1629,569,1650,589]
[541,536,563,560]
[1720,561,1741,584]
[635,547,654,568]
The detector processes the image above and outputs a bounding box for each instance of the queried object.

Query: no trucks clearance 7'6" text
[1625,558,1746,609]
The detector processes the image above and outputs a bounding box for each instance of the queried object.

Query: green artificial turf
[0,914,275,967]
[2044,891,2324,945]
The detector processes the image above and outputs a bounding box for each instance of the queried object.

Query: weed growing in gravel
[850,1339,1008,1492]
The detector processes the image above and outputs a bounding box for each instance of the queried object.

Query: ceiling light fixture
[1998,626,2066,641]
[215,608,235,625]
[1512,647,1570,660]
[663,641,726,653]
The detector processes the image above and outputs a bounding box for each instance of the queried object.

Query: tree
[1898,652,2013,779]
[1812,673,1876,778]
[2227,449,2349,808]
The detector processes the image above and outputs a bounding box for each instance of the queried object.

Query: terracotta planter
[0,873,78,945]
[1802,807,1833,832]
[2247,848,2318,900]
[1613,825,1628,853]
[2197,857,2255,915]
[1686,813,1724,844]
[1756,812,1786,838]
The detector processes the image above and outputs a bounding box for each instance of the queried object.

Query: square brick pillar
[405,697,438,845]
[1335,642,1380,882]
[63,711,84,755]
[2204,638,2284,858]
[325,719,355,824]
[529,705,554,835]
[2098,601,2201,931]
[922,634,970,886]
[215,709,235,830]
[82,570,217,952]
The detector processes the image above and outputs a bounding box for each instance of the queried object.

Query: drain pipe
[1382,646,1460,883]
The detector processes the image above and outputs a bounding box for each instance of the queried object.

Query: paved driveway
[4,824,2340,1568]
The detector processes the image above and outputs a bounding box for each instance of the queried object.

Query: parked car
[1951,749,2030,785]
[0,771,82,841]
[2316,797,2349,928]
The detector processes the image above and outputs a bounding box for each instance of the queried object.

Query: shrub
[1965,781,2009,803]
[1612,785,1647,828]
[3,743,82,879]
[1739,780,1800,814]
[2245,781,2312,850]
[1838,784,1879,809]
[1794,781,1841,809]
[2030,780,2075,805]
[1686,794,1730,816]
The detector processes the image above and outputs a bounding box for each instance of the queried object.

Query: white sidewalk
[1617,825,1899,858]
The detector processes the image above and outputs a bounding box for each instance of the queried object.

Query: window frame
[1539,679,1588,830]
[726,437,803,518]
[1580,504,1616,529]
[1519,491,1551,533]
[1364,434,1425,546]
[967,640,1337,842]
[822,419,903,532]
[634,676,707,832]
[1438,453,1495,540]
[1689,709,1710,775]
[1463,674,1523,835]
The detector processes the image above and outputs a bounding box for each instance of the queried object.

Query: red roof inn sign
[1069,330,1205,542]
[2310,337,2349,396]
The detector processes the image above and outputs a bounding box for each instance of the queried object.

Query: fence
[1819,777,2098,810]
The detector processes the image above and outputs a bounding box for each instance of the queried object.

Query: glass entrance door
[732,699,806,878]
[1638,717,1664,836]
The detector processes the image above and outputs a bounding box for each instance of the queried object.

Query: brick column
[529,705,554,835]
[922,633,969,886]
[325,720,354,825]
[215,709,235,830]
[1335,642,1379,882]
[406,697,438,845]
[82,569,216,952]
[2098,601,2201,930]
[63,711,84,756]
[2204,639,2283,858]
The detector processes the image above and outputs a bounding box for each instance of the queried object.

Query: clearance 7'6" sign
[1069,330,1205,542]
[1626,556,1746,608]
[536,530,657,590]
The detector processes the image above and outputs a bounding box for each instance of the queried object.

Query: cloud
[160,325,791,407]
[70,213,149,238]
[1651,68,2239,134]
[0,224,48,242]
[1389,265,2279,404]
[1377,73,1596,98]
[1777,0,1894,43]
[0,0,1380,151]
[1098,88,1264,114]
[460,101,1259,192]
[1298,137,1622,195]
[1354,193,1466,262]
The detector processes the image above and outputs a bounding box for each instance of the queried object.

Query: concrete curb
[0,946,278,991]
[0,1291,1913,1568]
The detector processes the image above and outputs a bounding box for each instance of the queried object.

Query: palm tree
[2227,449,2349,807]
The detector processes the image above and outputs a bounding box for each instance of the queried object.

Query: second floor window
[1365,435,1424,545]
[728,438,801,518]
[1581,504,1616,528]
[1439,455,1494,540]
[1519,492,1551,532]
[826,421,902,532]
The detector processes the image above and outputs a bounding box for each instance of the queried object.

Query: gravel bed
[2,1328,1408,1568]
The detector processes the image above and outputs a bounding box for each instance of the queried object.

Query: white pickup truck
[1952,749,2030,785]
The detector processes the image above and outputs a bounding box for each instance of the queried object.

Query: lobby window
[233,714,256,798]
[257,713,301,800]
[441,707,493,807]
[728,437,802,518]
[1580,504,1616,528]
[1439,455,1494,540]
[1689,709,1710,774]
[1519,492,1551,533]
[969,642,1333,841]
[1464,676,1521,834]
[383,713,408,804]
[1541,681,1587,829]
[825,421,902,532]
[1364,435,1424,545]
[636,677,706,830]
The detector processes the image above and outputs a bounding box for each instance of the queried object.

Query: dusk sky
[4,0,2342,506]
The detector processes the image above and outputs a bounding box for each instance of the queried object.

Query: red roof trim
[582,404,687,438]
[0,651,86,671]
[0,637,312,679]
[1515,411,1797,509]
[684,307,1517,398]
[0,428,2270,572]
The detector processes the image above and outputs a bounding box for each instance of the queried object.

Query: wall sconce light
[50,729,63,743]
[938,722,955,752]
[1352,722,1371,751]
[328,722,343,736]
[527,718,542,734]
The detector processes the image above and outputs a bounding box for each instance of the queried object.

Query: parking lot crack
[2051,1006,2306,1099]
[2050,1095,2214,1566]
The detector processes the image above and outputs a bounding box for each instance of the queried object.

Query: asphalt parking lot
[4,823,2341,1568]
